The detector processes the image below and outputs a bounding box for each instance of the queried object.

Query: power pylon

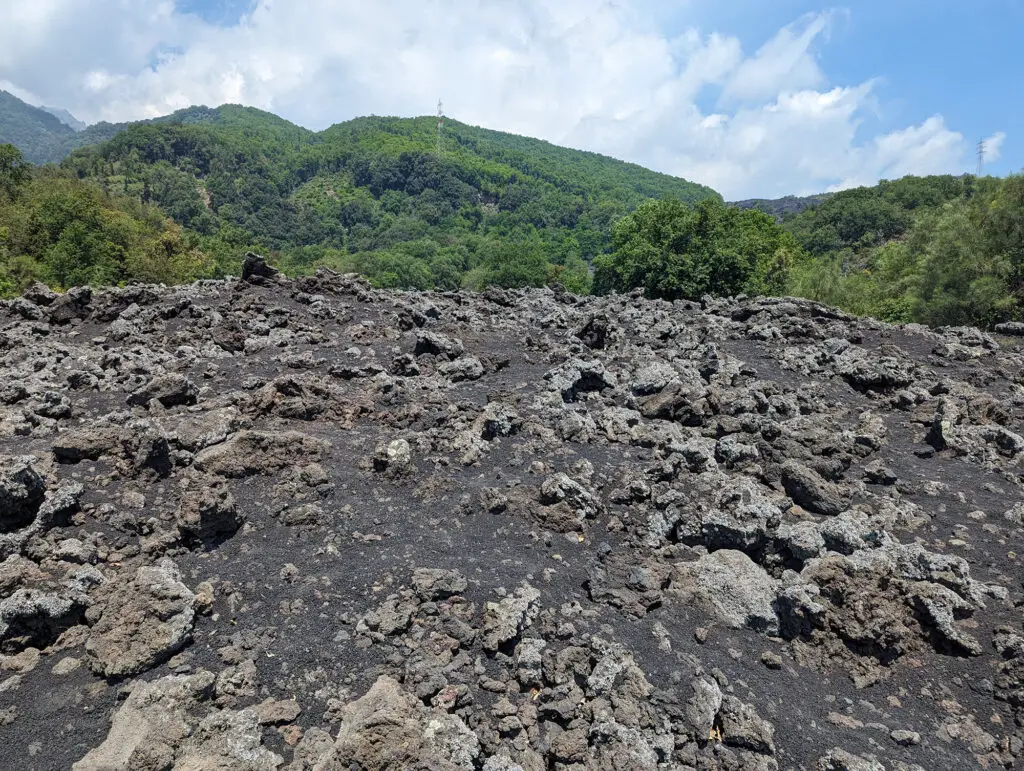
[437,100,445,159]
[977,139,986,176]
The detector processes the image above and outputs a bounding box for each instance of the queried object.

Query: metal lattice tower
[977,138,986,176]
[437,100,445,158]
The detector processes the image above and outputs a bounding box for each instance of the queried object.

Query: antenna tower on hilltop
[437,100,445,158]
[977,138,986,176]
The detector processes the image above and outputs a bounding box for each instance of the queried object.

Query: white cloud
[983,131,1006,164]
[852,116,965,186]
[0,79,43,106]
[0,1,996,198]
[720,12,832,104]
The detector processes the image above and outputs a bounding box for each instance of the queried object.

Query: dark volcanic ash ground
[1,270,1023,770]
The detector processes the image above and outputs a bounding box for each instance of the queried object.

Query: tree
[479,234,550,289]
[911,202,1013,327]
[983,174,1024,303]
[593,198,798,300]
[0,144,31,202]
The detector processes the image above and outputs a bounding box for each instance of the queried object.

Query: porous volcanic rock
[85,558,196,678]
[0,272,1021,769]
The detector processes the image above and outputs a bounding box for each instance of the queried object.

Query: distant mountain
[0,90,77,163]
[0,90,134,163]
[731,194,833,221]
[41,106,87,132]
[1,91,322,165]
[780,175,981,257]
[3,94,1018,331]
[3,92,719,289]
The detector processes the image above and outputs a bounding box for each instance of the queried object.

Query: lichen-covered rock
[86,558,196,678]
[0,587,88,653]
[73,670,283,770]
[671,550,780,634]
[314,676,479,770]
[536,472,602,532]
[176,482,241,544]
[0,276,1021,771]
[174,708,283,770]
[195,430,331,477]
[52,425,121,462]
[127,373,198,408]
[482,584,541,652]
[0,456,46,533]
[719,695,776,754]
[0,481,83,561]
[73,672,215,771]
[414,330,465,360]
[780,460,850,516]
[412,568,468,600]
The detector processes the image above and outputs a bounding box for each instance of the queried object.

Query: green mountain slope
[783,175,980,255]
[4,97,1022,329]
[321,115,714,206]
[0,90,135,164]
[41,106,87,132]
[731,194,832,221]
[0,90,77,164]
[1,91,315,165]
[55,105,716,289]
[783,173,1023,326]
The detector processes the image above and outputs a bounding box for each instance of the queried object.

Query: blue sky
[177,0,254,27]
[673,0,1020,179]
[0,1,1017,197]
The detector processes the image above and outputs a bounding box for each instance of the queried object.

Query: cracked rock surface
[0,272,1023,769]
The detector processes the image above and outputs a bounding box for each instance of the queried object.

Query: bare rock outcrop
[313,676,480,770]
[73,670,283,771]
[195,430,331,477]
[85,558,196,678]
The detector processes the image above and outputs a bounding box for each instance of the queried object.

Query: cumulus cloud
[719,12,832,105]
[0,0,996,198]
[983,131,1006,164]
[851,116,966,186]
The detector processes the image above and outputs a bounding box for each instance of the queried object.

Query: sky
[0,0,1018,199]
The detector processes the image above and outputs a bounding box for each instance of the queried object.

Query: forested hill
[45,105,715,290]
[0,90,159,165]
[0,90,80,164]
[731,194,832,221]
[4,96,1021,329]
[784,173,1024,327]
[0,91,311,165]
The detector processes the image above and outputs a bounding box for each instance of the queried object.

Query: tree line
[2,113,1022,330]
[595,173,1024,328]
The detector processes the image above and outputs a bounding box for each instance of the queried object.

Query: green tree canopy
[0,144,31,201]
[785,174,1024,328]
[593,198,798,300]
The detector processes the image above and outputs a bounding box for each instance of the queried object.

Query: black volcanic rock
[0,272,1021,769]
[241,251,280,282]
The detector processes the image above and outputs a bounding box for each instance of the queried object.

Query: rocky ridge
[0,268,1022,769]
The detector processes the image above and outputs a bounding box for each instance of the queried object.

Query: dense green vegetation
[1,90,267,166]
[0,145,214,295]
[2,94,1022,330]
[1,90,133,164]
[0,91,81,165]
[599,174,1024,327]
[592,198,796,299]
[1,103,715,296]
[731,194,832,221]
[783,174,1023,327]
[51,107,714,292]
